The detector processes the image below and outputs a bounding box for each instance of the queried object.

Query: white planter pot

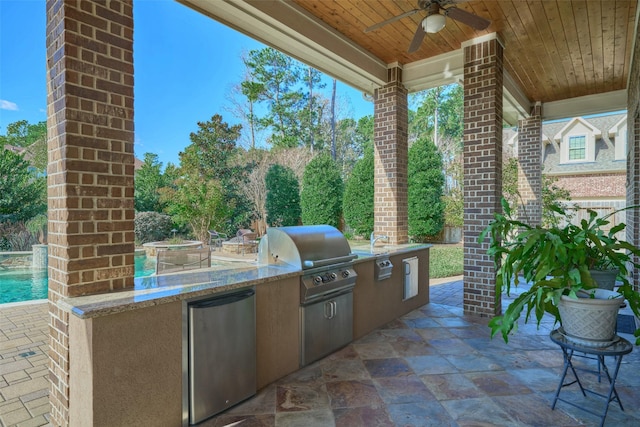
[558,289,622,347]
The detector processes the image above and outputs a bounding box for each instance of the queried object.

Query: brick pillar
[46,1,135,425]
[462,36,504,317]
[373,66,409,244]
[517,102,543,226]
[627,14,640,291]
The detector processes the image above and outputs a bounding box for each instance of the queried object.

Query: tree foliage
[334,115,373,179]
[240,47,329,151]
[0,120,47,148]
[343,146,374,237]
[135,153,171,213]
[301,154,344,227]
[408,137,445,241]
[179,115,253,235]
[410,84,463,145]
[265,164,301,226]
[0,149,46,222]
[243,48,304,148]
[502,154,575,227]
[0,120,48,173]
[134,211,174,244]
[159,176,231,244]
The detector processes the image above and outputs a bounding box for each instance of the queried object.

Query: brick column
[373,66,409,244]
[462,35,504,316]
[627,13,640,291]
[517,102,543,226]
[46,1,135,425]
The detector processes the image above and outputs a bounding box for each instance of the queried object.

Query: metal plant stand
[550,329,632,427]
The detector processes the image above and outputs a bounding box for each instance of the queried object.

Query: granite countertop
[59,244,431,319]
[350,243,432,262]
[59,264,300,319]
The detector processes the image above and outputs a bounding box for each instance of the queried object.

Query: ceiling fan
[364,0,491,53]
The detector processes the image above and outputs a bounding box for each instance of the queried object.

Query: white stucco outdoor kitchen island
[58,245,430,426]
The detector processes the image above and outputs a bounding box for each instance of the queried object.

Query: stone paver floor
[2,276,640,426]
[0,301,49,427]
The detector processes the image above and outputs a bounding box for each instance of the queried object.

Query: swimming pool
[0,255,157,304]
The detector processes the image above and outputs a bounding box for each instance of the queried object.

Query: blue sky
[0,0,374,167]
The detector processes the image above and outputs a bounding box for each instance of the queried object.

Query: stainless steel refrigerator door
[188,289,256,424]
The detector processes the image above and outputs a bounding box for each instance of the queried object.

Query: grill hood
[258,225,356,269]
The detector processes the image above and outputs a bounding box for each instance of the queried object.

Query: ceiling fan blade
[445,7,490,31]
[408,24,426,53]
[365,8,421,33]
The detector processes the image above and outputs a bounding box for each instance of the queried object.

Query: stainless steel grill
[258,225,358,366]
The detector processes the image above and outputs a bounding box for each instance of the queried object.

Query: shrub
[301,154,343,227]
[0,221,39,251]
[134,211,174,244]
[265,164,301,226]
[408,137,445,241]
[343,147,374,237]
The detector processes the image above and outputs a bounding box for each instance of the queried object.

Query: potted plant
[479,198,640,346]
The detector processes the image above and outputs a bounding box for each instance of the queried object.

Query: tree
[180,115,253,235]
[0,120,48,173]
[159,176,231,244]
[265,164,301,226]
[301,154,343,227]
[343,146,374,237]
[244,48,304,148]
[409,84,463,146]
[135,153,169,213]
[0,149,47,222]
[225,52,268,150]
[0,120,47,148]
[240,149,272,235]
[408,137,445,241]
[502,154,575,227]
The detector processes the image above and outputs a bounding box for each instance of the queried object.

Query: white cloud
[0,100,19,111]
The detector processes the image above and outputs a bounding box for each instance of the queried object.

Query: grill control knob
[342,270,350,278]
[313,276,323,284]
[330,272,337,280]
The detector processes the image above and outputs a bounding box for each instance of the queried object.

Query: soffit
[180,0,638,122]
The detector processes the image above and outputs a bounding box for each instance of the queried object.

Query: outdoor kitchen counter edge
[58,244,431,319]
[350,243,432,261]
[58,264,301,319]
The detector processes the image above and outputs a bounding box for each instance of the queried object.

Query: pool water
[0,255,156,304]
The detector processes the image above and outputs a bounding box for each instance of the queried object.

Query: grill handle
[303,254,358,269]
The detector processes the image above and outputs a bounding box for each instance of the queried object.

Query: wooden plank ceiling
[292,0,637,104]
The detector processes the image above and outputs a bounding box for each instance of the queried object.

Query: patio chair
[208,230,228,251]
[155,247,211,275]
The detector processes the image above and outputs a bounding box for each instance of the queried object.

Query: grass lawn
[348,239,463,279]
[429,244,463,278]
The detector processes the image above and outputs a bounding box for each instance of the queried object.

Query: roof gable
[553,117,602,141]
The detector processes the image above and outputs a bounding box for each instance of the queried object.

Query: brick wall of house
[517,103,542,225]
[462,37,504,317]
[46,1,135,424]
[553,172,626,199]
[373,66,409,244]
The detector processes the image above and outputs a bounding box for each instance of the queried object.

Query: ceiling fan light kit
[364,0,491,52]
[422,14,446,33]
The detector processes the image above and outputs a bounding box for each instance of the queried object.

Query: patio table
[550,328,632,427]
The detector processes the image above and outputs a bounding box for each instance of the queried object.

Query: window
[568,135,586,161]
